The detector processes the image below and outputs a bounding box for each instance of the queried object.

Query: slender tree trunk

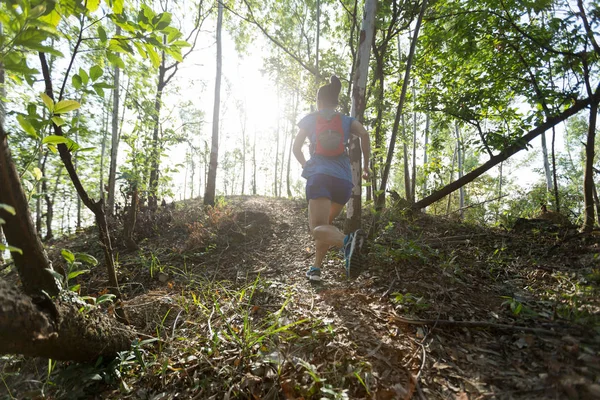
[274,116,280,197]
[497,162,503,222]
[372,42,386,209]
[379,0,428,206]
[402,115,412,203]
[411,83,417,202]
[279,132,286,197]
[347,0,377,233]
[36,150,44,235]
[252,129,257,195]
[455,122,465,218]
[422,113,430,199]
[593,179,600,226]
[205,1,223,206]
[39,53,126,322]
[582,99,598,231]
[44,163,62,241]
[446,144,457,215]
[551,126,560,212]
[242,118,246,195]
[100,97,109,199]
[149,72,165,210]
[315,0,321,80]
[107,29,121,216]
[0,125,59,296]
[540,131,552,190]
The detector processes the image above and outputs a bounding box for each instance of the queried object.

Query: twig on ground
[379,278,397,301]
[390,314,562,336]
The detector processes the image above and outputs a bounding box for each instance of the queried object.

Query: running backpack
[314,111,345,157]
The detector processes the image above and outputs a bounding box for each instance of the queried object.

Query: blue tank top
[297,110,355,184]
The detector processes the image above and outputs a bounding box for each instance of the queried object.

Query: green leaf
[109,37,134,54]
[107,52,125,69]
[41,93,54,112]
[0,218,5,224]
[0,204,16,215]
[86,0,100,13]
[92,84,104,98]
[144,43,161,67]
[67,269,90,280]
[75,147,96,153]
[98,25,107,42]
[79,68,89,85]
[48,144,58,154]
[72,74,82,89]
[17,115,38,138]
[42,135,69,145]
[39,9,61,27]
[75,253,98,266]
[0,243,23,255]
[54,100,80,114]
[69,284,81,292]
[111,0,124,14]
[51,116,66,126]
[90,65,103,81]
[61,249,75,263]
[97,294,116,305]
[32,167,43,181]
[153,12,172,30]
[46,268,65,283]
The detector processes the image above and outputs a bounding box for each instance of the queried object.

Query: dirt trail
[4,196,598,399]
[221,197,600,400]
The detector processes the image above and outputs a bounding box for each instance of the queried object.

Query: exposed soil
[2,196,599,399]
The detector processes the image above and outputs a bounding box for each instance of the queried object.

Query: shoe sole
[347,229,366,278]
[307,275,321,282]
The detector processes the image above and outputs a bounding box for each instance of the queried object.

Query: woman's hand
[362,166,371,180]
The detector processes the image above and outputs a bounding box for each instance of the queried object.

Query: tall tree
[205,0,224,206]
[378,0,428,209]
[347,0,377,232]
[107,25,122,217]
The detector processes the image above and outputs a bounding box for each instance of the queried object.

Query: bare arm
[350,120,371,178]
[292,128,309,168]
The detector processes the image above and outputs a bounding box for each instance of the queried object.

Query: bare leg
[309,198,345,269]
[329,202,345,224]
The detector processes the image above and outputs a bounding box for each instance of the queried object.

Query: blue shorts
[305,174,353,204]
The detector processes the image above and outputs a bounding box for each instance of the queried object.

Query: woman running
[293,75,371,281]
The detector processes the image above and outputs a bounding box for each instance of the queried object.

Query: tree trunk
[446,144,457,215]
[274,113,280,197]
[422,113,430,200]
[36,150,45,235]
[346,0,377,233]
[593,179,600,226]
[0,125,59,296]
[455,122,465,218]
[242,116,246,195]
[411,83,418,202]
[413,90,599,210]
[252,129,257,195]
[582,99,598,231]
[123,184,138,250]
[100,96,109,200]
[107,27,121,217]
[149,71,165,210]
[0,278,134,361]
[551,126,560,212]
[497,162,503,222]
[44,164,62,241]
[540,131,552,190]
[39,53,126,322]
[372,39,386,209]
[402,115,412,203]
[379,0,428,206]
[205,1,223,206]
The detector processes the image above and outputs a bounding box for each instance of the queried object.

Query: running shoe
[343,229,366,278]
[305,266,321,282]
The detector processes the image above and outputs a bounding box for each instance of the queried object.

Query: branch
[223,0,317,76]
[414,85,600,209]
[59,16,85,101]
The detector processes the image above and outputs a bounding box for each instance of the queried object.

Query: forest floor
[2,196,600,400]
